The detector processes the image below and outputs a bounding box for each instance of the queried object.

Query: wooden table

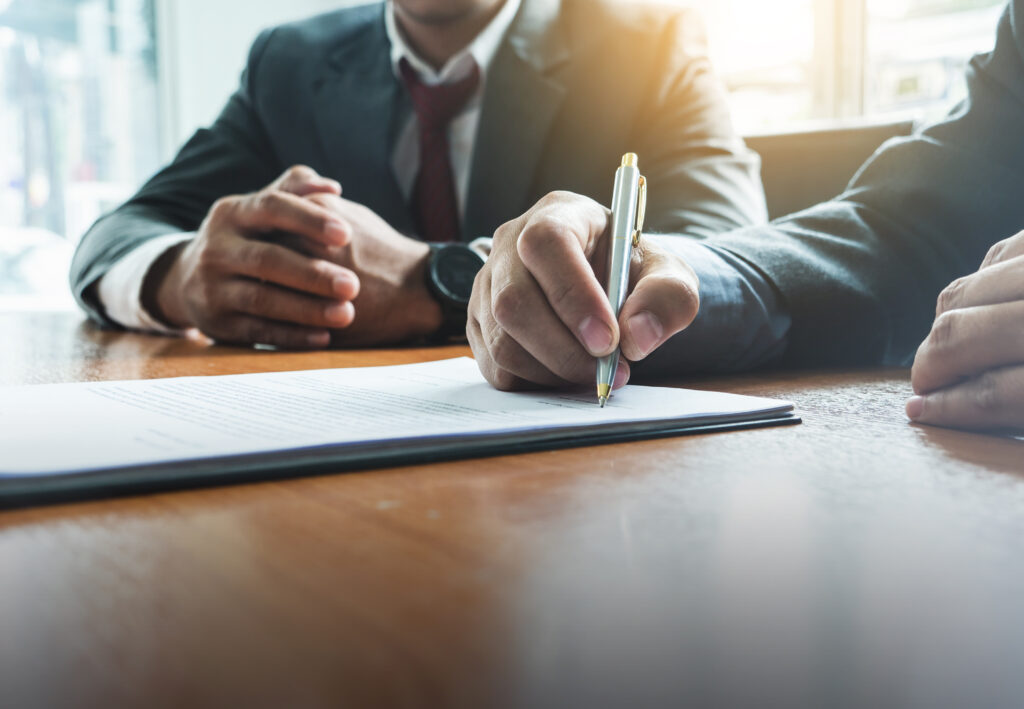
[2,312,1024,708]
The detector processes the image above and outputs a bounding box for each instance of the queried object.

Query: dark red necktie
[399,57,480,243]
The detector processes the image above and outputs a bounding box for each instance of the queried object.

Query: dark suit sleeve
[635,9,767,237]
[69,29,285,326]
[710,1,1024,368]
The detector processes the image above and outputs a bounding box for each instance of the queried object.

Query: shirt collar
[385,0,522,86]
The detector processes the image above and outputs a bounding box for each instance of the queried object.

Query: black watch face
[433,246,485,305]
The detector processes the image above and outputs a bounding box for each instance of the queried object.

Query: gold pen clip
[633,174,646,247]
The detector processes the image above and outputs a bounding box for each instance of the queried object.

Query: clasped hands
[149,166,442,348]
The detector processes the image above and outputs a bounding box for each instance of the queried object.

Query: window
[686,0,1005,133]
[865,0,1004,122]
[0,0,160,309]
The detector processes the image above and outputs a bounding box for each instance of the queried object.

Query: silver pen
[596,153,646,407]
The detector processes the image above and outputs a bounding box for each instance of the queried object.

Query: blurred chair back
[746,120,915,220]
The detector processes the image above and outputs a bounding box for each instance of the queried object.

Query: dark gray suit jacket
[71,0,766,327]
[715,0,1024,368]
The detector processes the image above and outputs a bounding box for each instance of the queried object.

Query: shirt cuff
[96,233,195,334]
[634,236,791,376]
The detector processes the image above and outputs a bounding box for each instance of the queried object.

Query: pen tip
[598,396,608,408]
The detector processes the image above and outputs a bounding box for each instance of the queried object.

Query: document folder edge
[0,412,800,509]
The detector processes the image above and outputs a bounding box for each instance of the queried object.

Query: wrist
[144,243,191,329]
[400,241,444,339]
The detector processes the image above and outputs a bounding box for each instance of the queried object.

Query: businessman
[468,0,1024,433]
[70,0,765,348]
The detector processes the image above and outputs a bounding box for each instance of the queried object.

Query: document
[0,357,796,501]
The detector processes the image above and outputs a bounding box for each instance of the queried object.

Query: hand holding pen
[467,179,701,395]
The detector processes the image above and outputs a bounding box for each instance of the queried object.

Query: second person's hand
[908,229,1024,431]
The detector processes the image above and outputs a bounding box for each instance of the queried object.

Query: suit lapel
[463,0,570,239]
[310,7,415,235]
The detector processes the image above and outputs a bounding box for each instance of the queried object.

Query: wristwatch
[425,243,486,341]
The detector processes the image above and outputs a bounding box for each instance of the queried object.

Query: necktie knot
[399,57,481,130]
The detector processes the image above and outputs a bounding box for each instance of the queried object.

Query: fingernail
[578,316,614,355]
[627,311,664,358]
[325,179,342,194]
[906,395,925,421]
[325,219,347,242]
[308,331,330,347]
[325,303,351,323]
[613,364,630,389]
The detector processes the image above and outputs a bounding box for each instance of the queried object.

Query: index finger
[235,191,350,247]
[514,196,617,357]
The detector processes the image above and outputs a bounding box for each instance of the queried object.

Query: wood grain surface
[2,312,1024,709]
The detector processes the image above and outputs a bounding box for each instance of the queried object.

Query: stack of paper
[0,357,796,503]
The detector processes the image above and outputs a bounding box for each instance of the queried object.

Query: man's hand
[148,166,360,349]
[468,191,700,391]
[288,194,443,346]
[908,229,1024,431]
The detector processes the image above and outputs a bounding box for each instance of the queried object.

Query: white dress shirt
[98,0,520,332]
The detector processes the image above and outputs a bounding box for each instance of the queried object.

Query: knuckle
[195,243,223,272]
[516,222,544,255]
[929,311,960,352]
[936,278,967,315]
[537,190,572,208]
[539,217,575,245]
[655,270,697,309]
[491,284,523,330]
[286,165,315,181]
[255,190,285,214]
[517,218,572,264]
[983,239,1008,267]
[487,327,519,368]
[208,196,238,223]
[492,219,521,248]
[676,273,700,312]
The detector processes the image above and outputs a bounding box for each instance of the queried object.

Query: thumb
[617,243,699,362]
[272,165,342,198]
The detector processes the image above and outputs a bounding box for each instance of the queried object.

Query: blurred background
[0,0,1007,311]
